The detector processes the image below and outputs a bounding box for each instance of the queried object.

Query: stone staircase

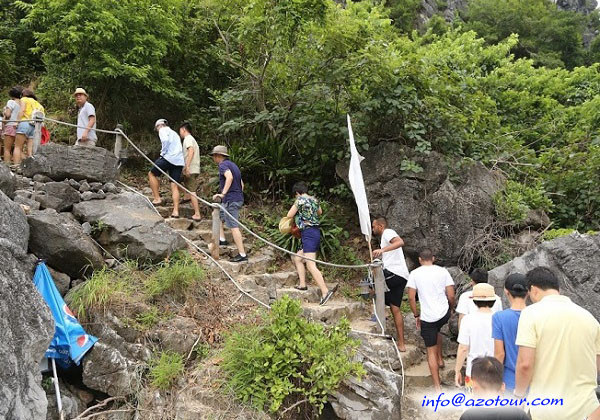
[160,203,461,419]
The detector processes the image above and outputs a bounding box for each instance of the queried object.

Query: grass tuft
[149,351,184,390]
[144,254,205,299]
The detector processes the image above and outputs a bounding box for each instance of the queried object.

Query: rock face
[0,191,54,420]
[22,143,119,183]
[73,192,186,263]
[27,209,105,278]
[34,181,81,212]
[489,233,600,319]
[0,161,16,198]
[338,142,504,265]
[330,335,403,419]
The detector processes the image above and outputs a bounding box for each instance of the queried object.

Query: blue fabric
[492,308,521,390]
[300,226,321,253]
[33,262,97,368]
[158,126,184,166]
[16,121,34,138]
[218,160,244,203]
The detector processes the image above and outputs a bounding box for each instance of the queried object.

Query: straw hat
[73,88,88,97]
[209,145,230,157]
[279,216,294,234]
[471,283,496,301]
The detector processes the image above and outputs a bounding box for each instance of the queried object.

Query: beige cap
[209,145,229,157]
[471,283,496,302]
[73,88,88,97]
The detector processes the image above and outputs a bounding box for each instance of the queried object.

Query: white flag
[347,115,371,242]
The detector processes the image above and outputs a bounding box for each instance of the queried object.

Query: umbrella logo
[77,335,88,347]
[63,304,77,323]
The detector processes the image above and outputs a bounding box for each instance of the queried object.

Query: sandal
[294,285,308,291]
[152,199,163,205]
[170,214,180,219]
[191,215,202,221]
[181,198,191,204]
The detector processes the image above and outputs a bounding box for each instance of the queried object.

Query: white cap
[154,118,168,128]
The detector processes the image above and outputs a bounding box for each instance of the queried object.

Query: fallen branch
[73,396,126,419]
[278,399,309,418]
[76,409,134,420]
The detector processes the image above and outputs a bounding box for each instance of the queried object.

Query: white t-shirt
[183,134,200,174]
[4,99,20,126]
[380,228,409,278]
[457,311,495,376]
[77,101,97,141]
[456,290,503,316]
[407,265,454,323]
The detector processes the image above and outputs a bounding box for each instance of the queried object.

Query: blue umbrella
[33,261,98,368]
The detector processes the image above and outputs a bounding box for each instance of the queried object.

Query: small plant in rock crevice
[148,351,185,390]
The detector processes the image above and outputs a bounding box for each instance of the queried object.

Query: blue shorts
[300,226,321,254]
[150,157,183,182]
[220,201,243,228]
[16,121,35,138]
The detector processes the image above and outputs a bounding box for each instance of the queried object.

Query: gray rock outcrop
[489,232,600,319]
[22,143,119,183]
[0,190,54,420]
[0,161,16,198]
[34,181,81,212]
[338,142,504,265]
[27,209,105,278]
[73,192,186,263]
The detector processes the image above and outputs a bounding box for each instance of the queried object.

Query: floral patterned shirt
[294,195,320,230]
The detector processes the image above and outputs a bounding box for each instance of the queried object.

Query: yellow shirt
[20,97,45,120]
[516,294,600,420]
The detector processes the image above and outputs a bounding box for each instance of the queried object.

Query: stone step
[275,283,339,304]
[404,358,456,388]
[156,203,212,220]
[215,253,273,275]
[236,271,299,289]
[301,301,364,325]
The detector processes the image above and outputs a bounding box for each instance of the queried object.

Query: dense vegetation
[2,0,600,230]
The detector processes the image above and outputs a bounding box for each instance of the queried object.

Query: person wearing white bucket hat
[73,88,97,146]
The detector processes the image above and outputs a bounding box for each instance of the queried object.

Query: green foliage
[193,343,211,360]
[462,0,587,69]
[386,0,421,32]
[149,351,184,390]
[144,253,205,298]
[65,267,131,320]
[222,296,364,416]
[493,180,553,224]
[542,228,576,241]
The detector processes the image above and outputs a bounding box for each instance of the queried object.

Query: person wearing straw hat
[73,88,97,147]
[149,119,185,218]
[210,145,247,262]
[454,282,496,392]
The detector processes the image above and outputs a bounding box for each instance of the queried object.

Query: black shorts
[383,269,407,307]
[420,310,451,348]
[150,157,183,182]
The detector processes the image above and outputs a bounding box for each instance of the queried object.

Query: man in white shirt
[148,119,185,218]
[407,249,455,392]
[73,88,97,146]
[178,122,201,221]
[372,216,410,352]
[456,268,503,331]
[454,283,496,390]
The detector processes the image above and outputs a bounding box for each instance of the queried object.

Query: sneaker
[230,254,248,263]
[319,284,338,306]
[219,240,229,246]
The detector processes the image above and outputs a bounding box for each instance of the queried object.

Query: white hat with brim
[154,118,168,128]
[209,145,229,157]
[471,283,497,302]
[73,88,88,97]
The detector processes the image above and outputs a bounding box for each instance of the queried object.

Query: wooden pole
[210,201,221,260]
[373,261,386,335]
[32,111,43,154]
[114,124,123,158]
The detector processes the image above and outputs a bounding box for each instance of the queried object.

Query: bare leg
[26,138,33,157]
[191,195,201,219]
[437,333,444,368]
[171,182,180,216]
[14,134,26,164]
[230,227,246,256]
[3,135,15,164]
[148,172,161,203]
[292,251,307,288]
[427,346,442,392]
[390,304,406,352]
[304,252,328,297]
[220,222,226,241]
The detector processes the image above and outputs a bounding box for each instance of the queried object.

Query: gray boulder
[489,233,600,319]
[47,267,71,296]
[73,192,186,263]
[27,209,104,278]
[330,335,402,419]
[337,142,505,265]
[0,161,16,198]
[22,143,119,183]
[34,181,81,212]
[0,192,54,420]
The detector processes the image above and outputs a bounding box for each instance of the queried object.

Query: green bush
[222,296,364,416]
[542,228,576,241]
[149,351,184,390]
[493,180,553,224]
[144,253,205,298]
